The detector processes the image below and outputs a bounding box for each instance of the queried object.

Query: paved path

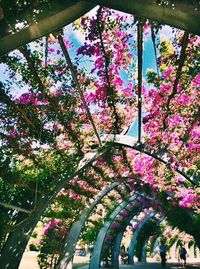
[19,252,200,269]
[119,262,200,269]
[79,262,200,269]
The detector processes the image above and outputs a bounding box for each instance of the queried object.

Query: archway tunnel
[0,1,199,269]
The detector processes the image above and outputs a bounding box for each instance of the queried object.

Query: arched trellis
[58,171,157,269]
[0,132,195,269]
[89,195,139,269]
[88,193,159,269]
[128,215,164,264]
[128,212,156,264]
[50,136,194,269]
[110,211,155,269]
[101,202,147,268]
[57,181,120,269]
[0,138,194,269]
[0,2,198,268]
[132,216,163,263]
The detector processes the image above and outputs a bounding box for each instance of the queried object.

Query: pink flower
[132,223,139,231]
[162,68,174,79]
[192,73,200,85]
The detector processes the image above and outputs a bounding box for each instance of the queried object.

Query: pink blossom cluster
[42,219,60,236]
[69,192,82,201]
[120,209,129,217]
[132,223,139,231]
[175,187,200,209]
[16,92,49,106]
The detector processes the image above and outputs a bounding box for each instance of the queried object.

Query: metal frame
[137,19,143,144]
[0,1,94,56]
[110,207,144,268]
[58,182,120,269]
[86,0,200,35]
[128,212,155,264]
[89,195,138,269]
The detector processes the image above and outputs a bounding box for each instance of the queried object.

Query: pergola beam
[137,19,143,144]
[58,34,102,147]
[0,1,95,56]
[86,0,200,35]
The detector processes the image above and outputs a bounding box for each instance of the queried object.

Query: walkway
[19,252,200,269]
[79,262,200,269]
[119,263,200,269]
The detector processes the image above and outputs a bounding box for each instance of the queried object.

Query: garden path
[79,262,200,269]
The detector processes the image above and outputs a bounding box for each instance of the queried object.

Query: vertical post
[137,19,143,144]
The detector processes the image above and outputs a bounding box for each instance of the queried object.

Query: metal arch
[0,1,95,56]
[110,205,145,269]
[89,195,138,269]
[58,178,154,268]
[86,0,200,35]
[128,212,156,264]
[58,182,120,269]
[129,215,165,264]
[102,134,194,184]
[1,0,200,56]
[141,238,148,263]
